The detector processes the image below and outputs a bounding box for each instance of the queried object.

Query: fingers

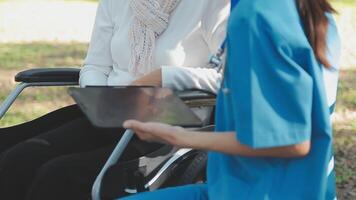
[123,120,153,141]
[124,120,161,133]
[122,120,180,145]
[123,120,144,130]
[122,120,137,128]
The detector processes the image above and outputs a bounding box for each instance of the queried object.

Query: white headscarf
[129,0,181,76]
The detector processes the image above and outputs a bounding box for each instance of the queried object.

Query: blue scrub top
[209,0,341,199]
[121,0,341,199]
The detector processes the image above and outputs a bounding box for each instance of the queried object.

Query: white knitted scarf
[129,0,181,76]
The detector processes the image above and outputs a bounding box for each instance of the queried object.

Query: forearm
[122,121,310,158]
[183,131,310,158]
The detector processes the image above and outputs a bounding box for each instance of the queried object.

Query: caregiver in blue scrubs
[122,0,341,199]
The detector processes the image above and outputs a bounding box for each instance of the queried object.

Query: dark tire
[178,151,208,185]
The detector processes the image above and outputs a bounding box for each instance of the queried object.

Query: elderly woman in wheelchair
[0,0,229,199]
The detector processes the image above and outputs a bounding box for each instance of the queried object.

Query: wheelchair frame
[0,67,215,200]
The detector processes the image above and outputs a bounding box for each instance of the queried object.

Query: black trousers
[0,105,158,200]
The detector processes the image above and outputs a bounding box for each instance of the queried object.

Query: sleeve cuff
[235,124,312,149]
[161,65,182,90]
[79,65,111,87]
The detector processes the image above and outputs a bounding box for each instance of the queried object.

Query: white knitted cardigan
[129,0,181,76]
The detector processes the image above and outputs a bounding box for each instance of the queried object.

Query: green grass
[1,42,354,198]
[336,69,356,112]
[0,42,88,70]
[0,86,74,126]
[0,1,355,198]
[0,42,82,126]
[334,124,356,196]
[0,110,45,127]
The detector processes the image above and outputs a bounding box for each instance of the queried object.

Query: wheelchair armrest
[1,68,80,119]
[177,89,216,107]
[176,89,216,101]
[15,67,80,83]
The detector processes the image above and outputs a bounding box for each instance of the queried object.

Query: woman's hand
[123,120,188,147]
[123,120,311,158]
[131,69,162,86]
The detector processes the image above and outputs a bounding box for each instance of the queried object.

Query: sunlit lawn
[0,42,87,70]
[0,42,83,127]
[0,42,355,199]
[0,0,355,199]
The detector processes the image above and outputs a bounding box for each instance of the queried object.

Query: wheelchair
[0,67,216,200]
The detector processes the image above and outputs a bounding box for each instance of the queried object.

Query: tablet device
[68,87,203,128]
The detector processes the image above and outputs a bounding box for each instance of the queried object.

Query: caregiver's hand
[123,120,188,147]
[123,121,311,158]
[131,69,162,86]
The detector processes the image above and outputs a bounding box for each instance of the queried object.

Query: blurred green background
[0,0,355,199]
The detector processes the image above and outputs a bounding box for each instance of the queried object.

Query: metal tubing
[92,129,135,200]
[0,83,29,119]
[0,82,77,120]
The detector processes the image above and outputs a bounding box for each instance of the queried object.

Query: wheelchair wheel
[161,150,207,187]
[178,151,207,185]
